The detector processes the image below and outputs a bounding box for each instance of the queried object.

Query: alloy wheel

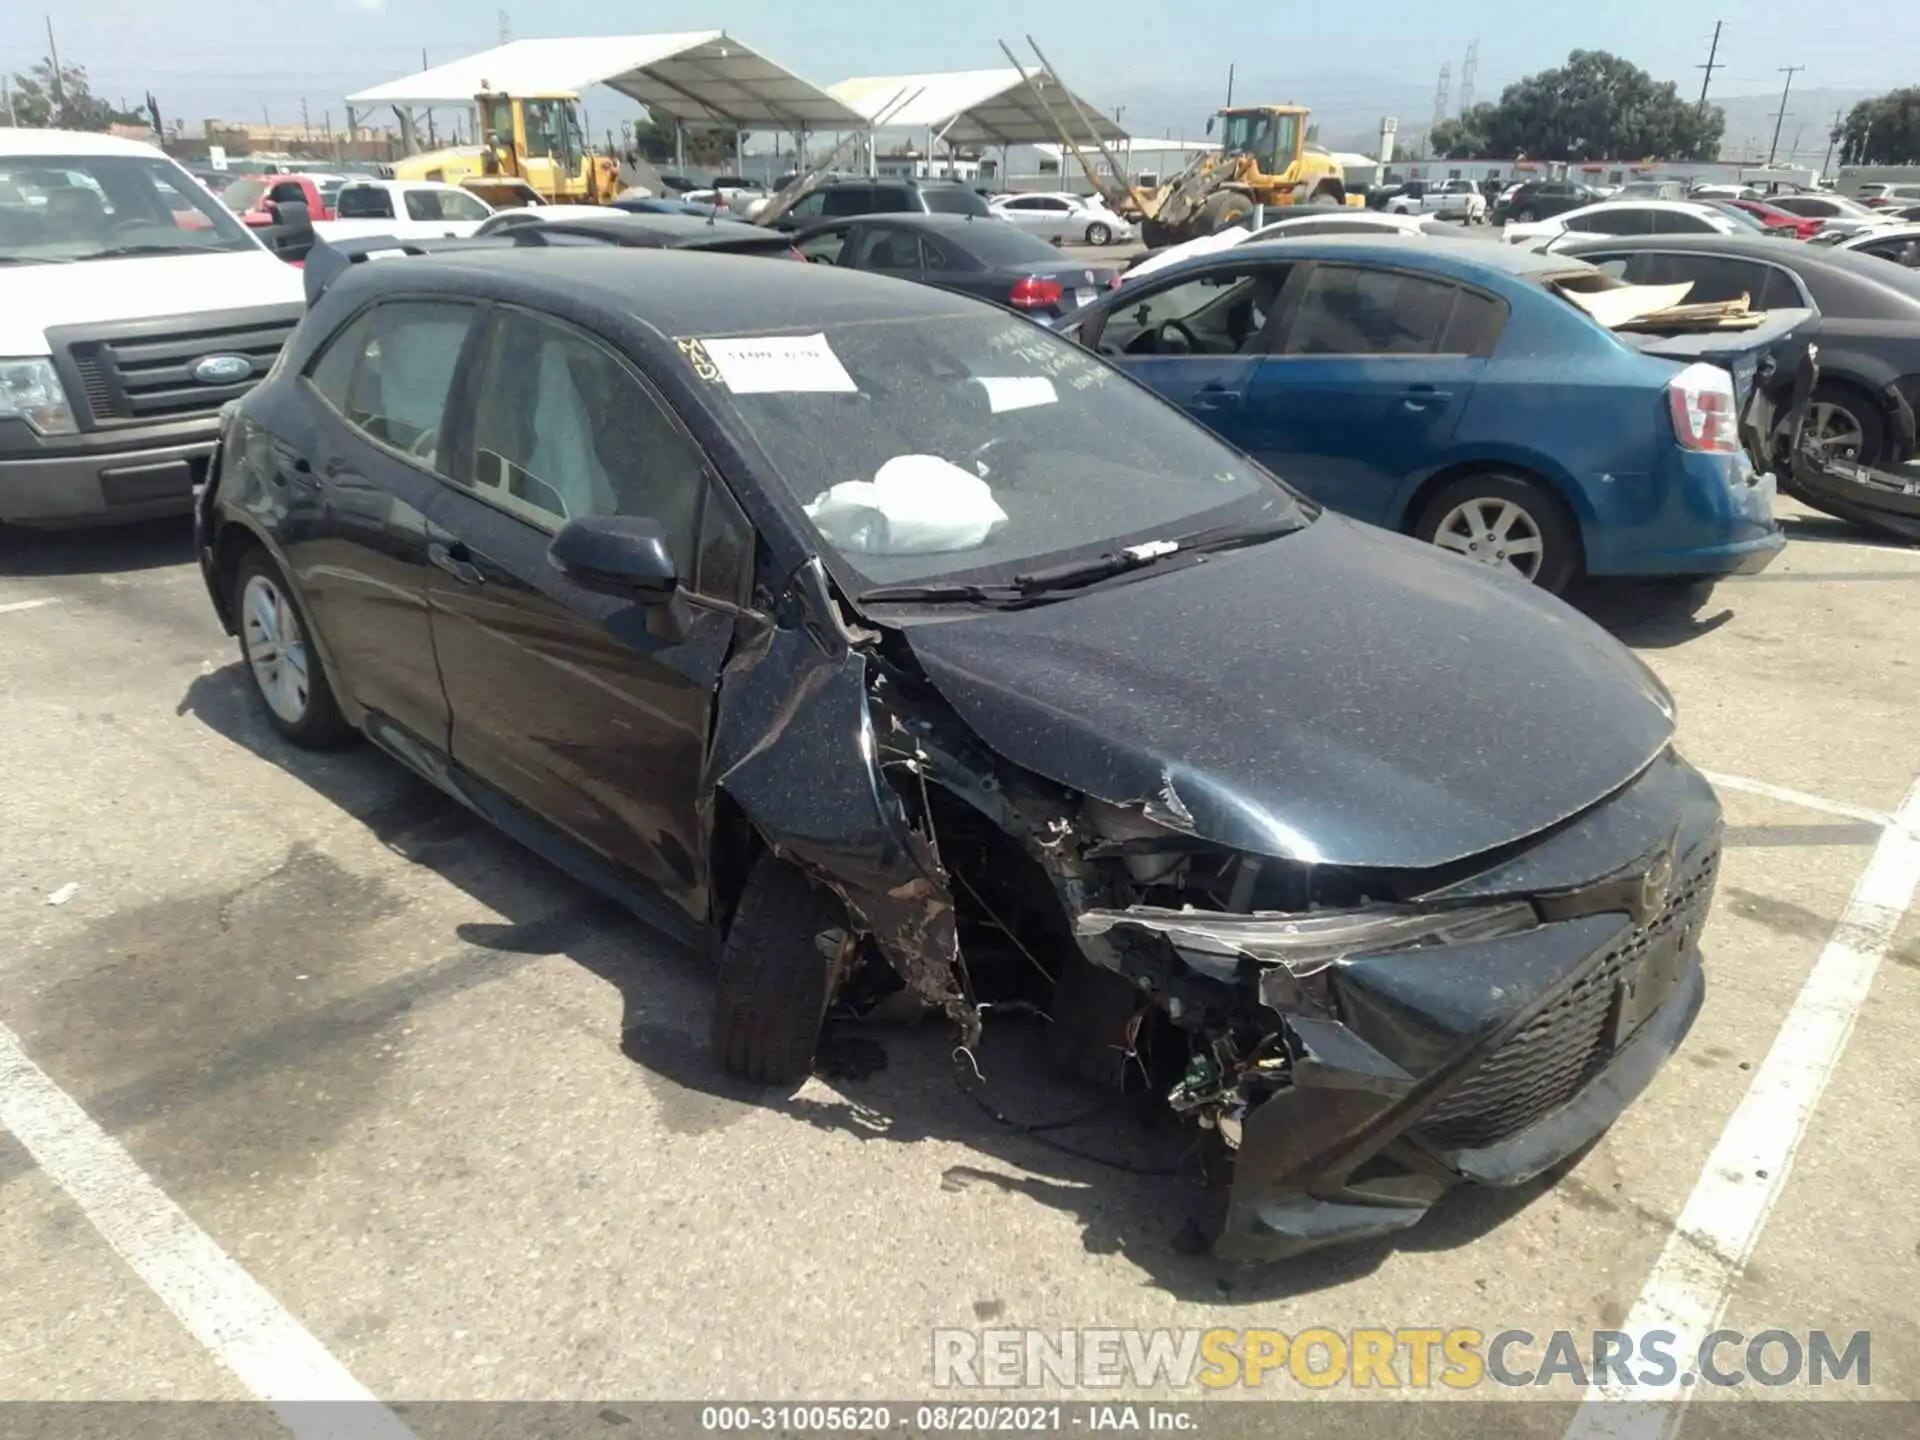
[1806,401,1866,461]
[1431,497,1547,582]
[1086,221,1111,245]
[242,573,312,724]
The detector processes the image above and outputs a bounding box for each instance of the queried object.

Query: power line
[1696,20,1724,111]
[1767,65,1804,166]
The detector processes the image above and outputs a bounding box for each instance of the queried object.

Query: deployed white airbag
[805,454,1009,555]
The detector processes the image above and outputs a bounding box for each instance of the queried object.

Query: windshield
[1220,111,1299,172]
[0,154,254,264]
[682,310,1309,591]
[1705,201,1767,231]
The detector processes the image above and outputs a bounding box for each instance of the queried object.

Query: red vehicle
[1723,197,1823,240]
[220,173,344,226]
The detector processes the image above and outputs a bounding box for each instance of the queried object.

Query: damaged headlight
[1076,901,1538,979]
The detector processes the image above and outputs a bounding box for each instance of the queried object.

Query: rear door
[422,303,751,925]
[282,297,479,750]
[1251,262,1489,525]
[846,221,930,283]
[1096,259,1300,461]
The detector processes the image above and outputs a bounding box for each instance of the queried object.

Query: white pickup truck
[315,180,494,241]
[1383,178,1488,223]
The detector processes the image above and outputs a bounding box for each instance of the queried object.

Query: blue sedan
[1059,237,1785,591]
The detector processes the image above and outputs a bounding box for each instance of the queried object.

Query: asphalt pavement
[2,499,1918,1417]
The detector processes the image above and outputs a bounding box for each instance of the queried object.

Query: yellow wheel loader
[1127,105,1360,248]
[385,90,624,206]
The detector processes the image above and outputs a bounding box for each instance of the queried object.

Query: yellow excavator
[385,90,623,206]
[1121,104,1362,248]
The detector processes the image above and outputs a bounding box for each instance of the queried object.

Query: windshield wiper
[855,579,1029,606]
[70,243,239,261]
[0,255,71,265]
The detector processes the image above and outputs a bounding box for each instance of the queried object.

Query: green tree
[1839,88,1920,164]
[4,58,149,131]
[1427,50,1722,162]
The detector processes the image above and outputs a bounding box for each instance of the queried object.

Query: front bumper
[0,419,215,527]
[1141,755,1723,1262]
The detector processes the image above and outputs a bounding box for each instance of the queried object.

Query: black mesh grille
[1420,844,1720,1152]
[65,313,297,426]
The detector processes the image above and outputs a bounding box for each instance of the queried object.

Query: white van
[0,129,304,527]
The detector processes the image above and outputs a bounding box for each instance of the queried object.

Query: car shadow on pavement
[0,517,197,577]
[1777,511,1918,552]
[176,660,1572,1302]
[1566,576,1734,649]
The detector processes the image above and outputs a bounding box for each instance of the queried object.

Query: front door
[423,305,751,924]
[282,298,480,749]
[1099,261,1299,463]
[1252,262,1482,525]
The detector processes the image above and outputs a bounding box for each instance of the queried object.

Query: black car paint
[199,248,1716,1261]
[792,214,1120,318]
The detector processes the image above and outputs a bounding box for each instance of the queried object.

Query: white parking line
[1563,774,1920,1440]
[0,597,61,615]
[0,1020,415,1439]
[1700,769,1898,829]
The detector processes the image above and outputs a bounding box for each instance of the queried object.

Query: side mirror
[548,514,679,596]
[266,200,313,263]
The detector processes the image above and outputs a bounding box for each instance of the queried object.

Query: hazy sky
[0,0,1904,138]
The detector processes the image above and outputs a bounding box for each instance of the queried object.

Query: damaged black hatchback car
[197,246,1720,1261]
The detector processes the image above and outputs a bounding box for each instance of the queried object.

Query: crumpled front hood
[900,517,1674,871]
[0,249,301,355]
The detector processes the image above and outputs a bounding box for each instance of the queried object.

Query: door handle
[1192,386,1245,412]
[428,541,484,586]
[1400,386,1453,411]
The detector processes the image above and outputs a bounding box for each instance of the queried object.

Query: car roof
[1224,234,1589,281]
[814,212,1004,234]
[343,246,981,338]
[1842,223,1920,244]
[536,211,771,240]
[0,128,169,159]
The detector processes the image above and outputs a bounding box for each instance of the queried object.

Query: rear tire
[1141,217,1173,250]
[1085,220,1113,246]
[1517,207,1537,222]
[232,547,356,749]
[711,854,847,1085]
[1807,383,1888,466]
[1414,471,1580,594]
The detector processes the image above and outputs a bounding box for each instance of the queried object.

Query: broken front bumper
[1786,444,1920,543]
[1085,754,1723,1263]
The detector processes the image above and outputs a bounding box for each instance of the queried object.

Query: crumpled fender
[701,561,976,1043]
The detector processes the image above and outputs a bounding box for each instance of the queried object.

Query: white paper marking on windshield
[699,333,858,395]
[972,376,1058,414]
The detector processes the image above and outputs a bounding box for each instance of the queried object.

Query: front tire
[233,547,355,748]
[712,854,847,1085]
[1200,190,1253,234]
[1414,472,1580,593]
[1806,383,1888,466]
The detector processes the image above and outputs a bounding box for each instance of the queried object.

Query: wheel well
[1311,178,1346,202]
[1400,462,1588,570]
[708,789,764,938]
[210,522,264,630]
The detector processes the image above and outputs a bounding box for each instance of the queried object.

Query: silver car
[989,191,1134,246]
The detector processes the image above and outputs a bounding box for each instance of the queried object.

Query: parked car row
[16,123,1914,1267]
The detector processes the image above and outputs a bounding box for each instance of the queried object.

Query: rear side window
[872,185,917,214]
[337,301,476,468]
[1619,253,1779,306]
[921,186,990,216]
[1439,289,1507,355]
[1651,209,1714,234]
[336,186,395,219]
[1284,266,1459,356]
[403,190,446,221]
[306,311,375,409]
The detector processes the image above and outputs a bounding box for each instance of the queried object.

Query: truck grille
[57,309,300,429]
[1419,844,1720,1152]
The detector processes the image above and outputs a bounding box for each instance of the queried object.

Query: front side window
[333,301,476,468]
[0,154,254,263]
[822,185,873,217]
[461,309,708,569]
[787,190,827,219]
[683,310,1307,592]
[437,190,490,222]
[1283,266,1459,356]
[1095,266,1292,356]
[853,227,924,270]
[873,186,917,214]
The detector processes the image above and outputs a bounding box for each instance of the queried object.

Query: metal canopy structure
[345,32,868,131]
[827,69,1130,148]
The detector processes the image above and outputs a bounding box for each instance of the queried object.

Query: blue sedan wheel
[1415,472,1579,593]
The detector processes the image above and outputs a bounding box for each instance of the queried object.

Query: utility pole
[498,10,511,45]
[1458,40,1479,116]
[301,97,310,137]
[1696,20,1724,112]
[1767,65,1803,166]
[44,15,64,119]
[1224,63,1234,110]
[1822,108,1844,176]
[1430,63,1451,139]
